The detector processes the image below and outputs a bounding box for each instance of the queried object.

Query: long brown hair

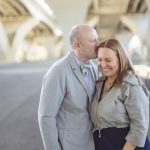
[98,39,141,87]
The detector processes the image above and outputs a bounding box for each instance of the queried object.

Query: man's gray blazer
[38,52,98,150]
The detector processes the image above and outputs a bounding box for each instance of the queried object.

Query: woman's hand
[122,142,136,150]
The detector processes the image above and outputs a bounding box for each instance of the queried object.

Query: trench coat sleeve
[38,65,66,150]
[124,85,149,147]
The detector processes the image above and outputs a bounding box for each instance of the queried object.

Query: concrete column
[145,0,150,64]
[11,18,40,61]
[20,0,62,36]
[20,0,63,58]
[121,14,149,40]
[46,0,92,52]
[121,14,150,64]
[0,21,10,62]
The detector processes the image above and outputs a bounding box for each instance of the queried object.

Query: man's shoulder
[45,55,69,75]
[53,56,68,67]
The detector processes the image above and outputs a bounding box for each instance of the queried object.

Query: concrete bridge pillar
[0,21,10,62]
[121,14,150,64]
[145,0,150,64]
[46,0,92,52]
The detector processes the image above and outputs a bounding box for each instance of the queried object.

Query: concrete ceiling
[0,0,54,38]
[0,0,148,39]
[87,0,147,39]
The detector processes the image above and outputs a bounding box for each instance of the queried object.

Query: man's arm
[38,65,66,150]
[38,116,62,150]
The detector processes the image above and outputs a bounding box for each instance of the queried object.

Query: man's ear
[74,41,80,49]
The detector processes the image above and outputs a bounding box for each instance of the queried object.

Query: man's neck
[72,51,89,63]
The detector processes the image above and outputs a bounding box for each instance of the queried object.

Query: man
[38,24,99,150]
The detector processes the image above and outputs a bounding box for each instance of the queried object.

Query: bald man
[38,24,99,150]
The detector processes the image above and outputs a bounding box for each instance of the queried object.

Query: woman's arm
[124,84,149,147]
[122,142,136,150]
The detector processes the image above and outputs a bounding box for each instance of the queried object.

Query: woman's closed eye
[98,58,113,64]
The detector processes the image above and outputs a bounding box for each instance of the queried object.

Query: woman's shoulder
[122,71,139,86]
[122,71,149,98]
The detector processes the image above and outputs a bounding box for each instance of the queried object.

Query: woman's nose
[100,61,106,67]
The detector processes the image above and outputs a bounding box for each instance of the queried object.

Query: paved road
[0,61,54,150]
[0,61,149,150]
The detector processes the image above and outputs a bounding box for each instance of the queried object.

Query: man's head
[69,24,99,62]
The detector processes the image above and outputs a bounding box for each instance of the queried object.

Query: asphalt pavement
[0,61,53,150]
[0,61,150,150]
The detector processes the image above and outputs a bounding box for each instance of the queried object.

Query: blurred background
[0,0,150,150]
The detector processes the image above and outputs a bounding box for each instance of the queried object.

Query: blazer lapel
[66,52,92,100]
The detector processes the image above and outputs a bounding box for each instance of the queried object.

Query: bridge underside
[0,0,150,65]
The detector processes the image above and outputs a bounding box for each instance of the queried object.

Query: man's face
[79,28,99,61]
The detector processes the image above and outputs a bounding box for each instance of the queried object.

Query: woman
[90,39,150,150]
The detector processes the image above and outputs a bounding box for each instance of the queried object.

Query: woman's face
[98,47,119,79]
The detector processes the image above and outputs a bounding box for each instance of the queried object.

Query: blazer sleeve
[124,84,149,147]
[38,65,66,150]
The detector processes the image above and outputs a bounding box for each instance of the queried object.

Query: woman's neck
[105,75,117,87]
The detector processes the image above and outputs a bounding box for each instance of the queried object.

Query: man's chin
[95,46,99,54]
[90,56,97,60]
[93,56,98,59]
[93,54,98,59]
